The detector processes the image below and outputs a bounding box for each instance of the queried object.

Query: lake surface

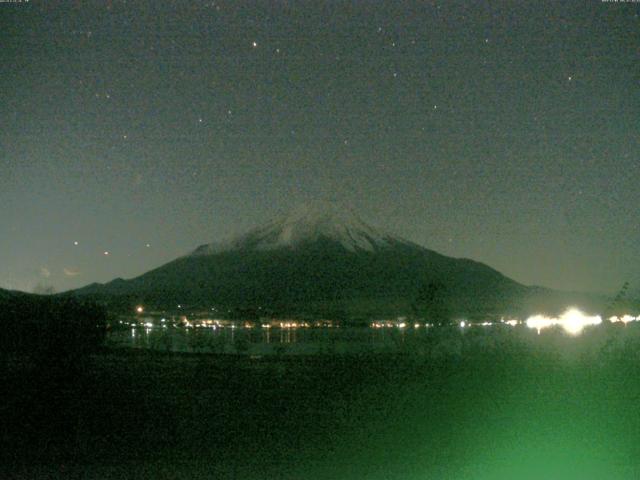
[11,323,640,480]
[107,325,434,355]
[105,322,637,357]
[106,308,640,356]
[8,321,640,480]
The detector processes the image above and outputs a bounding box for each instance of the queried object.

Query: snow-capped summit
[191,201,405,255]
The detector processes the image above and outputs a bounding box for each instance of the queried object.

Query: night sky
[1,1,638,295]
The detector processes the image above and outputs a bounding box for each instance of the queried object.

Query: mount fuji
[70,202,594,319]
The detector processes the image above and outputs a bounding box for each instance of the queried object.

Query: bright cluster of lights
[526,308,602,335]
[279,321,311,329]
[371,321,434,329]
[123,304,639,336]
[609,314,640,325]
[371,321,397,329]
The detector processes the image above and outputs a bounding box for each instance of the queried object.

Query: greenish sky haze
[1,1,638,294]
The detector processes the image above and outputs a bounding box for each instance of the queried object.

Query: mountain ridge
[68,203,607,318]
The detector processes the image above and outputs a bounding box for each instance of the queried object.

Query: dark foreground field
[3,325,640,480]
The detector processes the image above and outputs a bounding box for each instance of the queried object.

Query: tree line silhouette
[0,293,107,363]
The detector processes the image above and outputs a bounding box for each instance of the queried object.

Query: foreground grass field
[3,325,640,479]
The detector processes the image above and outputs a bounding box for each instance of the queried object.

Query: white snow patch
[191,201,408,255]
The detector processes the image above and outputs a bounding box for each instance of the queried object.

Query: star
[252,41,258,48]
[568,76,573,81]
[103,251,110,256]
[145,243,151,248]
[198,118,203,123]
[73,241,79,246]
